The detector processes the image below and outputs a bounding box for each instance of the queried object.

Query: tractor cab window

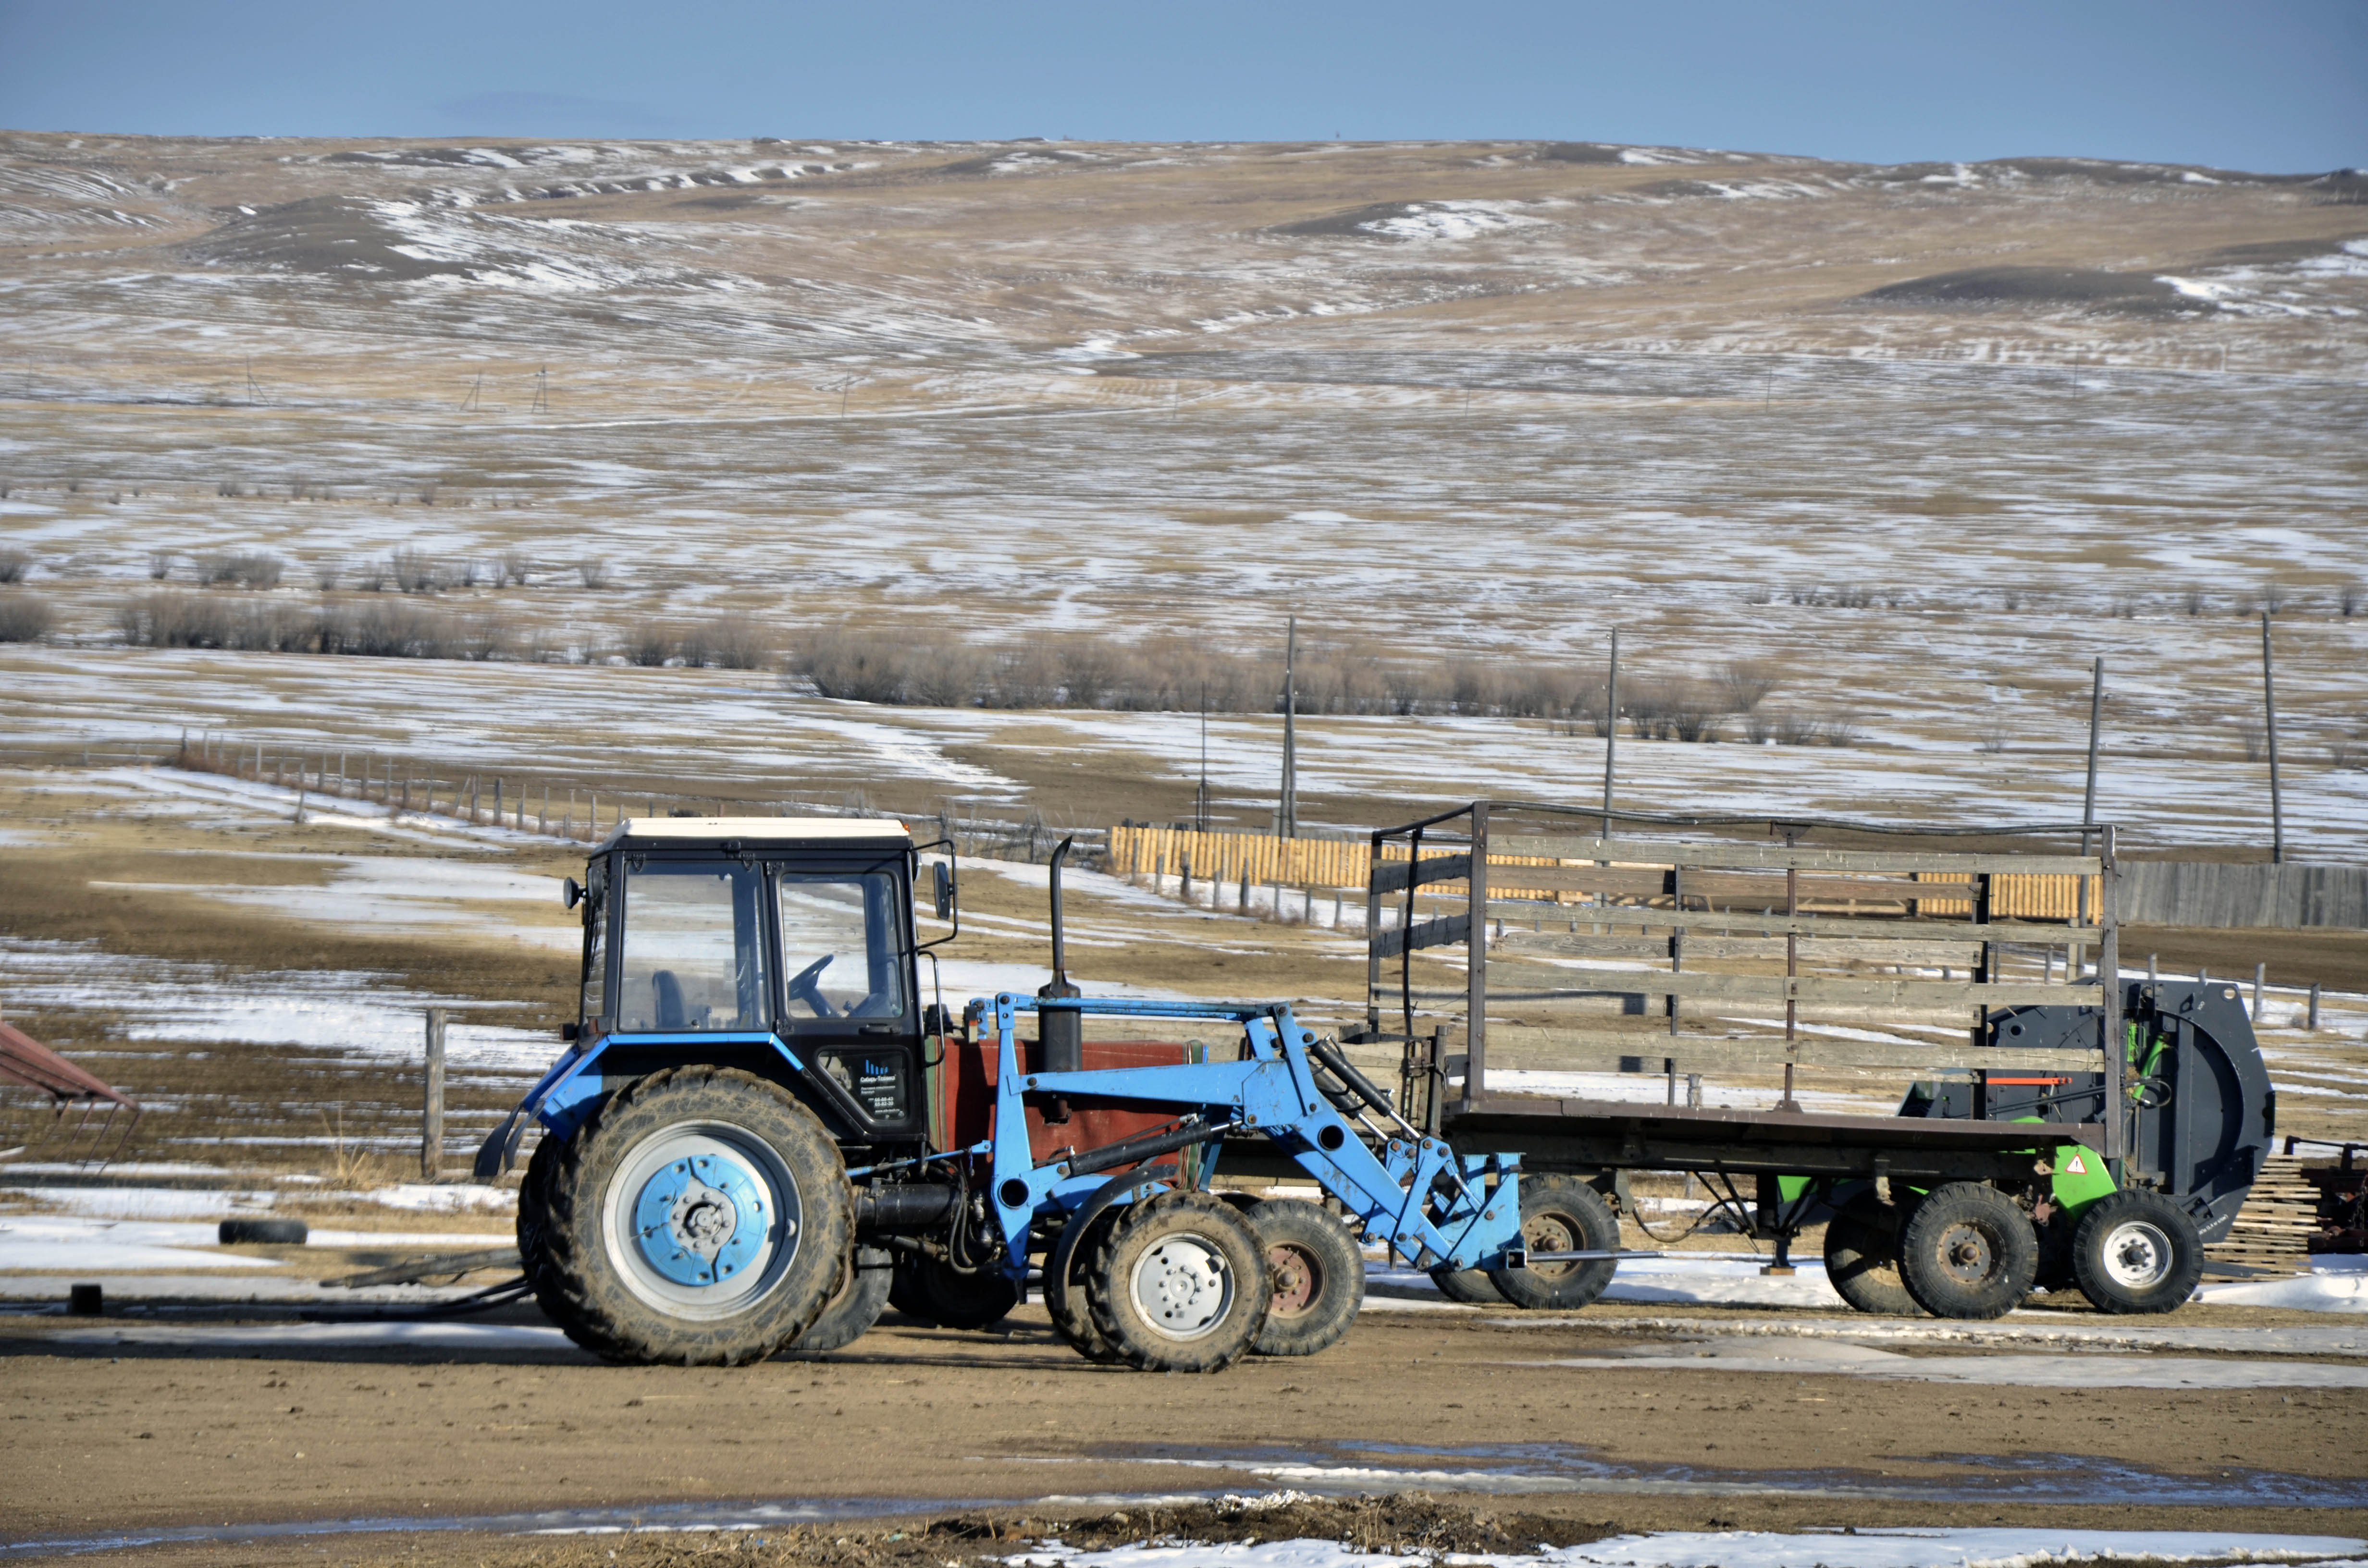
[617,859,768,1033]
[776,871,907,1022]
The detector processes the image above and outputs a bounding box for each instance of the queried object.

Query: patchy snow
[1014,1533,2368,1568]
[363,1182,514,1213]
[1359,202,1555,243]
[0,1215,278,1272]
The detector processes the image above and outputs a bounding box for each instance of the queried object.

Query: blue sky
[1,0,2360,172]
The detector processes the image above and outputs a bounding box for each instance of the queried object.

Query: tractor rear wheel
[1246,1198,1364,1357]
[1488,1174,1620,1311]
[788,1245,894,1355]
[1824,1200,1921,1316]
[1897,1182,2036,1320]
[2072,1190,2202,1315]
[530,1066,850,1366]
[1088,1190,1269,1372]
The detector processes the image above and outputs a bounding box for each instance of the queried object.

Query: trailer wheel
[1896,1182,2036,1320]
[1088,1190,1269,1372]
[1487,1174,1620,1311]
[1246,1198,1365,1357]
[1823,1201,1921,1317]
[1047,1211,1124,1362]
[905,1254,1020,1331]
[530,1066,850,1366]
[787,1245,894,1355]
[1428,1265,1505,1304]
[2072,1190,2202,1315]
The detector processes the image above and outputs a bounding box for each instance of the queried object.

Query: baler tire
[1246,1198,1364,1357]
[911,1255,1021,1331]
[1087,1190,1269,1372]
[787,1245,893,1355]
[886,1255,932,1320]
[2072,1190,2203,1315]
[1428,1264,1505,1304]
[1824,1201,1921,1317]
[1897,1181,2037,1321]
[1488,1173,1620,1311]
[530,1065,851,1366]
[1046,1211,1124,1362]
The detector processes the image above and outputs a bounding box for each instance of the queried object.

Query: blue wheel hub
[631,1152,769,1287]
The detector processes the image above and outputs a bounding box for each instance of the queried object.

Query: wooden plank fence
[1109,823,2103,923]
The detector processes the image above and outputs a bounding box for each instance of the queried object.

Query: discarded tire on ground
[1088,1190,1269,1372]
[788,1245,894,1354]
[529,1065,850,1366]
[1246,1197,1365,1356]
[1897,1181,2037,1320]
[1823,1199,1921,1317]
[218,1217,308,1246]
[2072,1189,2202,1315]
[1487,1173,1619,1311]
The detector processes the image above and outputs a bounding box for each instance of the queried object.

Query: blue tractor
[479,819,1540,1370]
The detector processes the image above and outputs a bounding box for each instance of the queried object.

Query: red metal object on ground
[0,1019,141,1166]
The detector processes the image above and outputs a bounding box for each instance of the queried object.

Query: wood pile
[2210,1154,2338,1270]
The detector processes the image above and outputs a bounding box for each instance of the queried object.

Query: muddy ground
[4,1304,2364,1560]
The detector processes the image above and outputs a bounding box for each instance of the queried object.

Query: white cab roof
[598,817,911,850]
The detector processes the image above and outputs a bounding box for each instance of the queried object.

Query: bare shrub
[1829,585,1875,610]
[1978,719,2010,754]
[1717,659,1778,713]
[1742,709,1776,744]
[2342,583,2362,619]
[1059,639,1122,708]
[1740,583,1774,606]
[798,625,915,702]
[0,548,28,585]
[500,551,533,588]
[119,592,234,648]
[453,610,512,661]
[2184,589,2207,617]
[906,634,987,705]
[311,558,340,591]
[1774,710,1854,746]
[0,594,53,642]
[577,559,610,590]
[987,642,1061,708]
[197,552,283,590]
[622,623,674,667]
[147,550,173,581]
[2257,585,2289,615]
[2240,721,2265,763]
[353,560,388,591]
[2000,589,2024,613]
[319,599,457,658]
[389,548,443,594]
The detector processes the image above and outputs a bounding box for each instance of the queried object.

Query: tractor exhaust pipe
[1038,836,1082,1092]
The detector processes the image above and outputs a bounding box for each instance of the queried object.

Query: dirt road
[5,1302,2363,1557]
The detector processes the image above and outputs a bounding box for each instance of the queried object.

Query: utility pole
[1278,616,1297,838]
[1197,682,1210,833]
[1600,629,1620,842]
[2076,656,2103,980]
[2263,611,2283,865]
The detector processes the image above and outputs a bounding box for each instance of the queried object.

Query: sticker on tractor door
[852,1056,907,1120]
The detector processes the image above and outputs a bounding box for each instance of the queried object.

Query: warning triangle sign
[2064,1154,2088,1176]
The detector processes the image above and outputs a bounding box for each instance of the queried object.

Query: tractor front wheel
[1088,1191,1269,1372]
[529,1066,850,1366]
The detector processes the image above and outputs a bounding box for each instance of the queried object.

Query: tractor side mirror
[931,861,954,922]
[562,876,582,910]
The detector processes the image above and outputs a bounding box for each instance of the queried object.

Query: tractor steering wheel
[787,954,837,1017]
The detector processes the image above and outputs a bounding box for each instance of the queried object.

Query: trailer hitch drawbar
[1511,1249,1665,1266]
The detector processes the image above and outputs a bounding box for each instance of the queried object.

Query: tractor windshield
[777,871,907,1021]
[616,859,769,1033]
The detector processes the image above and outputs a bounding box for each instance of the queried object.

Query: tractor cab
[562,818,944,1154]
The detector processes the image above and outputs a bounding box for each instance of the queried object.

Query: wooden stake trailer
[1335,800,2272,1319]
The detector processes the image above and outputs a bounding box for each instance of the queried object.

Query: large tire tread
[1246,1198,1364,1357]
[1824,1201,1923,1317]
[1488,1174,1620,1311]
[2072,1189,2203,1315]
[1897,1181,2037,1322]
[1087,1191,1268,1373]
[530,1065,851,1366]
